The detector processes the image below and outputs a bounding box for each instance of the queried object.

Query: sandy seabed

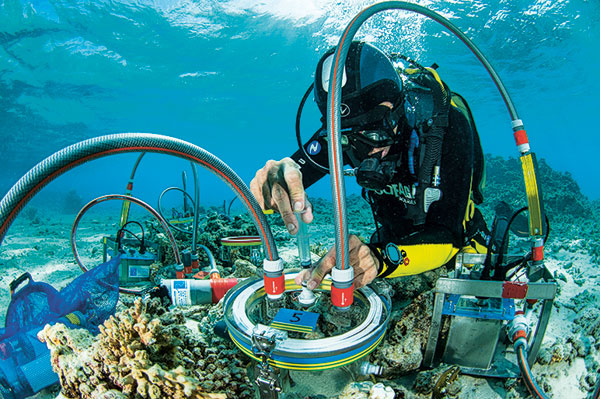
[1,206,599,399]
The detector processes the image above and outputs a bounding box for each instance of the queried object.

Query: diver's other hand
[294,235,379,290]
[250,157,313,234]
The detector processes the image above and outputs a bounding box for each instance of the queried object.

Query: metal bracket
[251,326,284,399]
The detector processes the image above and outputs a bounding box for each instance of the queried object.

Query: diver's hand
[250,157,313,234]
[294,235,379,289]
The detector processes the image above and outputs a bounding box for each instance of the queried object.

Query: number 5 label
[271,308,320,333]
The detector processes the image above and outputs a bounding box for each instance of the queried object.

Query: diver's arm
[289,131,329,188]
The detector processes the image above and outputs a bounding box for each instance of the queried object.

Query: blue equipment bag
[0,256,121,399]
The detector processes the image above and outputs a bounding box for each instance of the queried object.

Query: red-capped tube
[512,120,531,154]
[331,284,354,308]
[532,238,544,263]
[331,266,354,309]
[263,259,285,299]
[264,274,285,297]
[175,264,185,279]
[211,278,238,303]
[191,257,199,272]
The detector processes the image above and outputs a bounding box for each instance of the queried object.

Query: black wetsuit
[291,106,486,278]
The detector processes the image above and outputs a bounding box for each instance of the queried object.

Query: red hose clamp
[175,264,185,279]
[532,238,544,263]
[331,267,354,308]
[331,284,354,308]
[263,259,285,299]
[210,278,238,303]
[264,274,285,297]
[512,329,528,343]
[512,120,530,154]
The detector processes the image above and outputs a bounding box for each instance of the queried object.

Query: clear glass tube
[295,212,312,268]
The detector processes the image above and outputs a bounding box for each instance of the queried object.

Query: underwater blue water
[0,0,598,209]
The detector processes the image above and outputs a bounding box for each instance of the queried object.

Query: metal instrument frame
[423,252,557,378]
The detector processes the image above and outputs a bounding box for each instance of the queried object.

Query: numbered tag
[271,308,319,333]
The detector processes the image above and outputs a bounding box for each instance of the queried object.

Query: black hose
[515,342,548,399]
[71,193,182,295]
[117,220,145,251]
[0,133,278,262]
[295,82,329,173]
[157,186,196,235]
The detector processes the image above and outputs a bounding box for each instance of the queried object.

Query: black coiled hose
[0,133,278,262]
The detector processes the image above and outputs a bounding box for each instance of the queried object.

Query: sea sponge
[39,298,252,398]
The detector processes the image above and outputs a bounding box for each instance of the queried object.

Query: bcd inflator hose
[0,134,281,289]
[325,1,523,309]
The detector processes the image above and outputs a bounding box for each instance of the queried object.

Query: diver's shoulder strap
[404,67,451,225]
[451,92,485,205]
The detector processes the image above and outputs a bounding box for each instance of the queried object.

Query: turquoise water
[0,0,598,206]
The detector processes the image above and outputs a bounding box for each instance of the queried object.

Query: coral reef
[371,291,434,376]
[39,298,252,399]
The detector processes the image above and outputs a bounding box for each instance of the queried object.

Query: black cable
[116,220,146,252]
[116,228,144,249]
[157,186,196,235]
[227,196,237,216]
[295,82,330,173]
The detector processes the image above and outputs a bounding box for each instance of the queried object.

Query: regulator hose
[0,133,278,262]
[515,341,548,399]
[326,1,520,273]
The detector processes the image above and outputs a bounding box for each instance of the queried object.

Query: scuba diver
[250,41,488,289]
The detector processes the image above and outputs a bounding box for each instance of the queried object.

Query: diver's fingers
[300,196,314,224]
[281,158,306,212]
[348,235,378,288]
[251,160,277,210]
[294,268,312,285]
[271,182,296,233]
[306,246,337,290]
[353,265,378,289]
[250,174,266,210]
